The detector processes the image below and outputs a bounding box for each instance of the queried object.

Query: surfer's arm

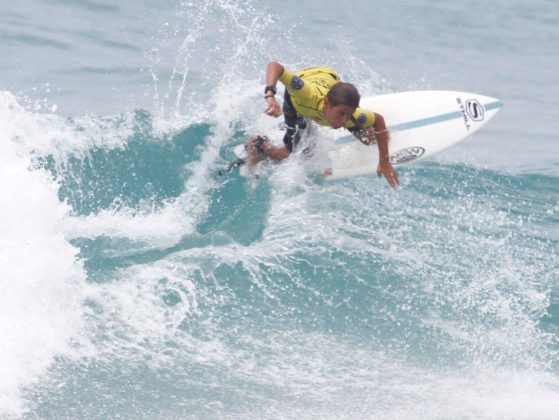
[372,114,400,190]
[352,114,400,190]
[264,61,284,117]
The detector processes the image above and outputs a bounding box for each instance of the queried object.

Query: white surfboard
[234,90,503,180]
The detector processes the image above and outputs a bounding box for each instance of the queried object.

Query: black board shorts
[282,91,308,152]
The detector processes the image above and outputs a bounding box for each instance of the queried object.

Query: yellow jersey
[278,66,375,129]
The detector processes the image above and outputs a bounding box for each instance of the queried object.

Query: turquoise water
[1,1,558,419]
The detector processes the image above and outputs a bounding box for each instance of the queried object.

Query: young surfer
[245,61,400,190]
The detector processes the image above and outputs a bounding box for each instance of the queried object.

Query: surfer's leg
[282,91,308,153]
[245,135,267,165]
[245,134,290,163]
[243,91,306,166]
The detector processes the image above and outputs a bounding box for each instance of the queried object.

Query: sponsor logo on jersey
[291,76,305,90]
[356,112,367,126]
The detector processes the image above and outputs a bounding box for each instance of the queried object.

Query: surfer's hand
[377,161,400,191]
[265,96,282,117]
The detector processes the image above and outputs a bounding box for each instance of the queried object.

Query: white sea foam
[0,91,132,161]
[0,92,87,417]
[63,200,194,249]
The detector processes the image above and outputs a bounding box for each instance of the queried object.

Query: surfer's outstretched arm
[359,113,400,190]
[264,61,284,117]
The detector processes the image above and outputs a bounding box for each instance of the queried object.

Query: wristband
[264,85,277,96]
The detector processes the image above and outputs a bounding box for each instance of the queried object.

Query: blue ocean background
[1,0,558,418]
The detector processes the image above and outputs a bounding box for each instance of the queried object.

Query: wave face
[1,0,558,418]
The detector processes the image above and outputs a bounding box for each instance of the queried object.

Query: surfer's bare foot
[245,135,269,166]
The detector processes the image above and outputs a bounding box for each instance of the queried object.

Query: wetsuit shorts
[282,91,308,152]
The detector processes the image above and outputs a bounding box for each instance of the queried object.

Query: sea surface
[1,0,558,419]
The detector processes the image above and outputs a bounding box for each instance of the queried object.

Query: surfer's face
[323,100,356,129]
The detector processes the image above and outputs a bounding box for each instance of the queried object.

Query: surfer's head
[323,82,360,129]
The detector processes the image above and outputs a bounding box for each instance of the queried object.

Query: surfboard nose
[483,97,504,112]
[470,93,503,110]
[474,95,504,123]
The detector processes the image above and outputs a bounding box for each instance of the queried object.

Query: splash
[0,92,87,417]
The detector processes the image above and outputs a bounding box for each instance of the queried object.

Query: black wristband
[264,85,277,96]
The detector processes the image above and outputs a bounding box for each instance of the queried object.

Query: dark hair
[326,82,360,108]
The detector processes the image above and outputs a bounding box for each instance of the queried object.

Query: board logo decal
[390,147,425,164]
[456,98,471,130]
[465,99,484,121]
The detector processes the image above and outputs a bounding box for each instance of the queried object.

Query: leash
[216,157,246,176]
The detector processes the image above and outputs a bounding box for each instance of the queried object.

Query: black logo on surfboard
[390,147,425,164]
[457,97,485,130]
[465,99,484,121]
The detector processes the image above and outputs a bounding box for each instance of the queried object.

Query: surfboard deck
[234,90,503,180]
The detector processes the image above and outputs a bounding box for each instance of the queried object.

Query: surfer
[245,61,400,190]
